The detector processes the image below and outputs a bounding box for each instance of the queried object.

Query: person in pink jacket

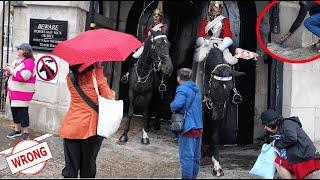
[5,43,36,140]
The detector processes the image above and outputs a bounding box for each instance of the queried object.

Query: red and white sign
[36,55,59,84]
[6,140,52,175]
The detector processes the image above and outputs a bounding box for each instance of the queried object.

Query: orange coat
[60,67,115,139]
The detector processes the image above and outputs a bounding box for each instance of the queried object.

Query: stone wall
[283,61,320,142]
[253,1,270,141]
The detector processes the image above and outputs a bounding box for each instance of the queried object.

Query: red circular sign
[256,1,320,63]
[36,56,58,81]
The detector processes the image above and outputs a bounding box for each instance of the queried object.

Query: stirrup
[232,88,243,104]
[121,72,129,84]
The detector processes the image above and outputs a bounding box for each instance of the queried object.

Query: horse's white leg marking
[212,156,222,176]
[142,128,149,139]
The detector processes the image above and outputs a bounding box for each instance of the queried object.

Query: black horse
[201,48,245,176]
[119,30,173,145]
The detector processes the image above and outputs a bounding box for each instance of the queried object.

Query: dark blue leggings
[304,13,320,38]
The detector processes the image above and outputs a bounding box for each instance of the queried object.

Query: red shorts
[275,156,320,179]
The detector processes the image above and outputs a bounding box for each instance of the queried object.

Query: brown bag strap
[70,71,99,113]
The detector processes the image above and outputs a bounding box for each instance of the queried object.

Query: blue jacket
[170,81,202,134]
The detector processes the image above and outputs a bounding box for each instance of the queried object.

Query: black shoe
[7,130,22,138]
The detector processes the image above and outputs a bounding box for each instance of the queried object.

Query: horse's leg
[153,107,161,131]
[119,89,135,144]
[202,111,211,158]
[211,119,224,177]
[141,91,152,145]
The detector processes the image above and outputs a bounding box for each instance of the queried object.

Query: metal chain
[135,64,153,84]
[202,96,213,110]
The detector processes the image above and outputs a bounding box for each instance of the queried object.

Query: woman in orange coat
[60,62,115,178]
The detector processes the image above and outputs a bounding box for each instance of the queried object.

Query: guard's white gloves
[217,37,233,52]
[196,37,205,47]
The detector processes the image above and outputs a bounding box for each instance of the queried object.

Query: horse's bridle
[203,63,233,110]
[203,62,243,110]
[135,34,169,92]
[208,64,232,88]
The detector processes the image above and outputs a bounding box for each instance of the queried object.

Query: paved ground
[267,42,319,60]
[0,117,319,179]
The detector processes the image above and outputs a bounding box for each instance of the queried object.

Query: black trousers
[62,135,104,178]
[11,107,29,128]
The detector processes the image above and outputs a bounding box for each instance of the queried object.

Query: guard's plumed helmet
[210,1,224,9]
[208,1,223,20]
[153,1,163,16]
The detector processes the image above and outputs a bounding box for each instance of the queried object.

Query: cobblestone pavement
[0,117,319,179]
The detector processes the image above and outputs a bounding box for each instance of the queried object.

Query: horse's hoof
[212,168,224,177]
[141,138,150,145]
[118,134,128,144]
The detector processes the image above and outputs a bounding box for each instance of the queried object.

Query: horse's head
[205,48,245,120]
[149,29,173,76]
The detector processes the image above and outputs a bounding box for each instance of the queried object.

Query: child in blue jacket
[170,68,202,179]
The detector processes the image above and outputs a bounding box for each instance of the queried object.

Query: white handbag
[92,71,123,138]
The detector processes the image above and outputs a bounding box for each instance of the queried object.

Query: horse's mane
[206,48,225,70]
[205,48,231,78]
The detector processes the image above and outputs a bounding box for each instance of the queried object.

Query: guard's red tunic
[198,17,233,38]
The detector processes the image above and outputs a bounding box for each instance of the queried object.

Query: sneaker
[21,133,29,140]
[7,130,22,138]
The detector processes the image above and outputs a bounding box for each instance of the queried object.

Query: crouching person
[170,68,203,179]
[261,109,320,179]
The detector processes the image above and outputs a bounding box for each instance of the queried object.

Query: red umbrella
[51,29,142,71]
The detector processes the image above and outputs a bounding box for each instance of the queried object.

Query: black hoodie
[274,116,318,164]
[289,1,320,34]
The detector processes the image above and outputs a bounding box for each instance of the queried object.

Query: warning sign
[36,55,59,84]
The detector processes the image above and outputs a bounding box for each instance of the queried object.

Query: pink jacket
[7,58,36,107]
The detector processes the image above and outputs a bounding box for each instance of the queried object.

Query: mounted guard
[192,1,258,177]
[193,1,239,95]
[121,1,168,83]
